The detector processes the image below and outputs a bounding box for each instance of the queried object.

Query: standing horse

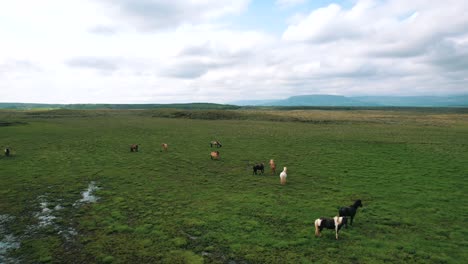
[210,151,220,160]
[269,159,276,175]
[130,144,139,152]
[338,199,363,226]
[4,147,11,157]
[314,216,348,240]
[161,143,168,152]
[210,141,222,148]
[280,167,287,185]
[252,163,264,175]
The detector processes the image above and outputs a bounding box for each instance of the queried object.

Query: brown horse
[130,144,139,152]
[210,151,220,160]
[269,159,276,175]
[161,143,168,152]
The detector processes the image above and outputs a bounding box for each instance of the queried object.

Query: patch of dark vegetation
[24,109,98,118]
[0,121,28,126]
[0,102,240,110]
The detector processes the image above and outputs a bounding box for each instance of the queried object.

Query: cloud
[0,60,41,77]
[88,25,118,35]
[276,0,306,8]
[1,0,468,103]
[65,57,121,71]
[96,0,250,30]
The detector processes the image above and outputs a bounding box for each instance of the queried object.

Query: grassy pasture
[1,109,467,263]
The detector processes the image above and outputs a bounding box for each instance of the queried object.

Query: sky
[1,0,468,104]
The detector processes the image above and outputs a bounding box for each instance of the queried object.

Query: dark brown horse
[253,163,264,175]
[130,144,139,152]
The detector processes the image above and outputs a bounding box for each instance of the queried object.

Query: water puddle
[1,181,101,261]
[0,214,20,264]
[74,181,100,206]
[36,201,57,227]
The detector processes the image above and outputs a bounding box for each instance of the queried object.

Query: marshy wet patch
[27,181,101,242]
[74,181,100,206]
[0,214,21,264]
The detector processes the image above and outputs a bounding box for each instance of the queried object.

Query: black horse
[4,147,11,157]
[314,216,348,240]
[252,163,264,175]
[338,199,363,226]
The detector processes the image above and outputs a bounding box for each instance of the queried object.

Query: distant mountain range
[1,95,467,109]
[231,94,468,107]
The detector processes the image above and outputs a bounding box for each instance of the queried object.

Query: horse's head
[355,199,363,207]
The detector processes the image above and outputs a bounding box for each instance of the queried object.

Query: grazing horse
[210,151,220,160]
[4,147,11,157]
[210,141,222,148]
[130,144,139,152]
[280,167,287,185]
[161,143,168,152]
[338,199,363,226]
[269,159,276,175]
[252,163,264,175]
[314,216,348,240]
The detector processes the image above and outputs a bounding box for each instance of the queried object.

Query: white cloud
[0,0,468,103]
[276,0,307,8]
[95,0,251,31]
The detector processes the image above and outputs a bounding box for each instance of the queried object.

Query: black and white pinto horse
[314,216,348,240]
[210,141,222,148]
[338,199,363,226]
[252,163,264,175]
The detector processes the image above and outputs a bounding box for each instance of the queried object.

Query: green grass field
[1,109,467,263]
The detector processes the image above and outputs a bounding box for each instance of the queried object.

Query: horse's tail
[314,219,321,237]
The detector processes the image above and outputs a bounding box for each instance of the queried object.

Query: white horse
[280,167,287,185]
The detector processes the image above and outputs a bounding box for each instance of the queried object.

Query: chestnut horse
[269,159,276,175]
[210,151,220,160]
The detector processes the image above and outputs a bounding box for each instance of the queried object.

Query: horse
[280,167,287,185]
[210,151,220,160]
[269,159,276,175]
[161,143,168,152]
[4,147,11,157]
[252,163,264,175]
[338,199,363,226]
[130,144,139,152]
[210,141,222,148]
[314,216,348,240]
